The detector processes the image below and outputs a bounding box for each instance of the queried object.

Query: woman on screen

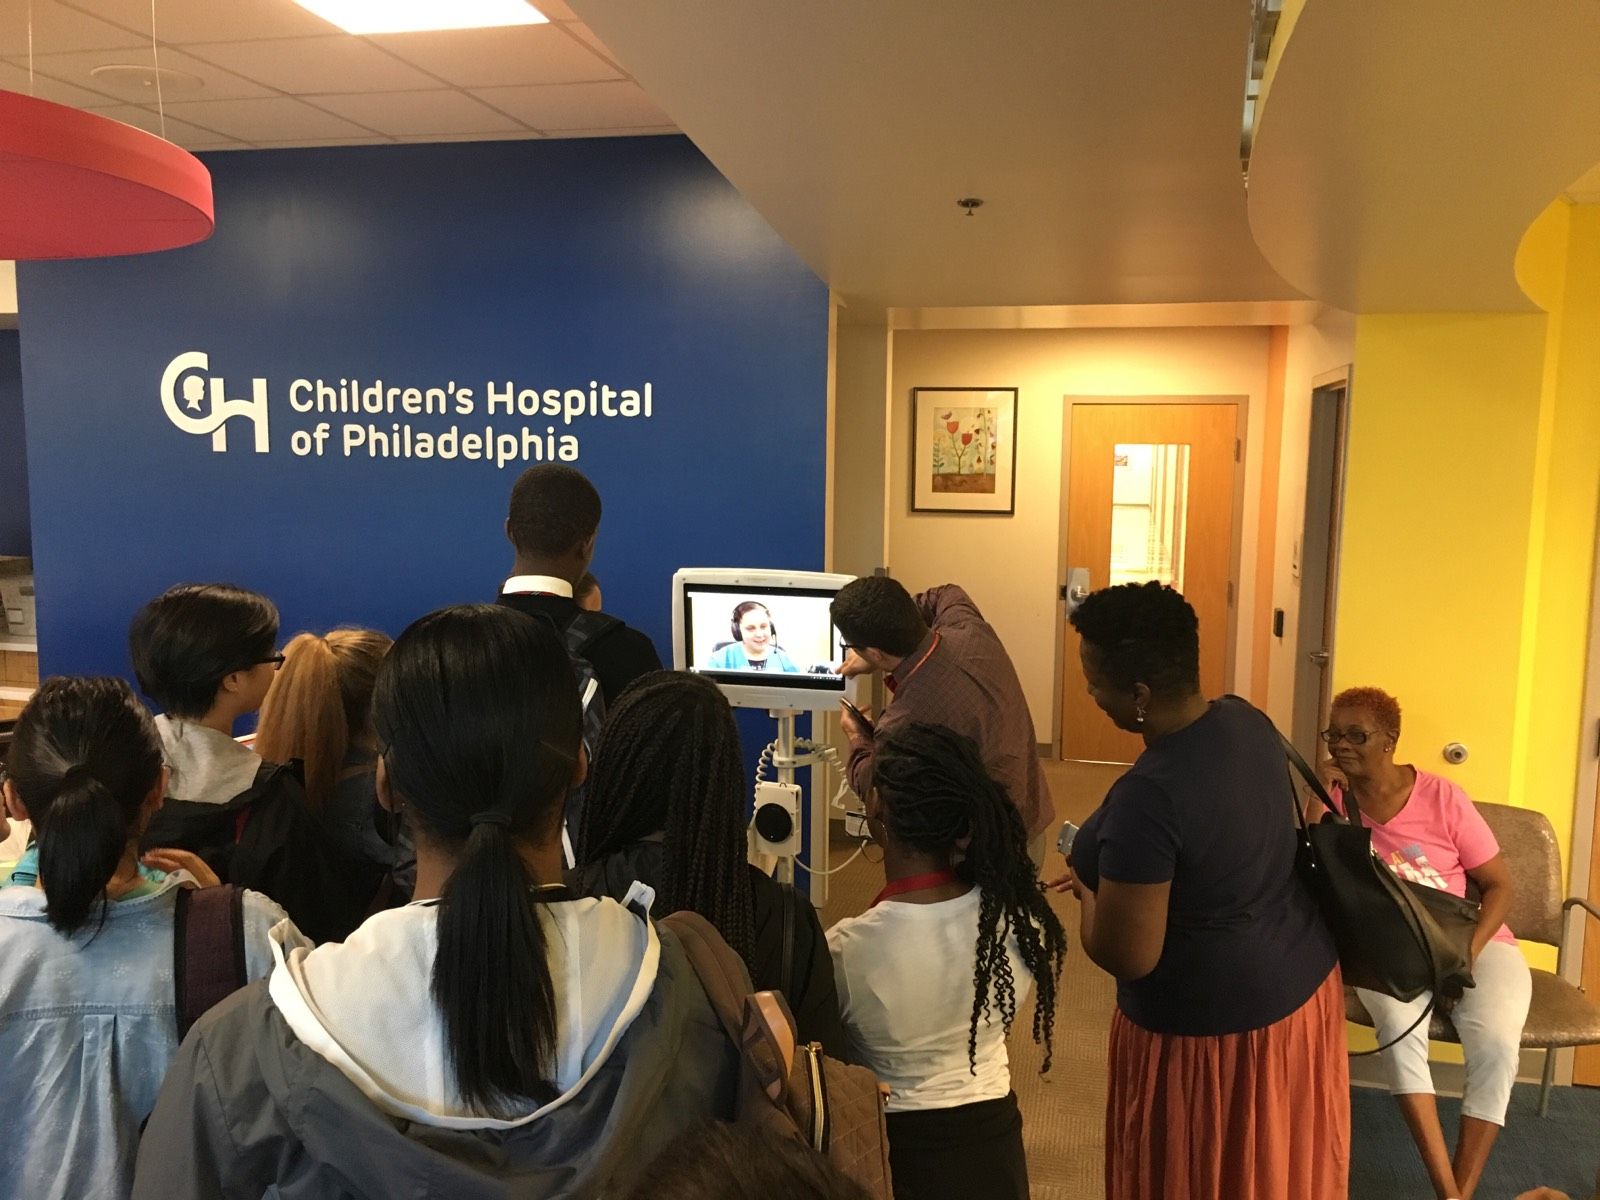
[705,601,801,672]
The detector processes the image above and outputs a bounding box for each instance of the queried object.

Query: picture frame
[911,387,1018,514]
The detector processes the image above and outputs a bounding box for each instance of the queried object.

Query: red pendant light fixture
[0,87,214,260]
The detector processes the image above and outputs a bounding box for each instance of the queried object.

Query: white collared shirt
[501,574,574,598]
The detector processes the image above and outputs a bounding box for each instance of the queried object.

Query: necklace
[871,868,961,907]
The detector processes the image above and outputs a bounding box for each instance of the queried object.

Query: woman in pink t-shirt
[1316,686,1530,1200]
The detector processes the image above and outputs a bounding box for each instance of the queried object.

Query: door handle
[1308,650,1330,666]
[1061,567,1091,611]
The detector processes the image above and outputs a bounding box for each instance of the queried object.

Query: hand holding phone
[840,698,874,736]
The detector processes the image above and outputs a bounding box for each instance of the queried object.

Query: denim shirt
[0,873,302,1200]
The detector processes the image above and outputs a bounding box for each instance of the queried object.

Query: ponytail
[432,816,557,1114]
[373,605,579,1116]
[255,629,390,813]
[873,723,1068,1072]
[6,677,164,934]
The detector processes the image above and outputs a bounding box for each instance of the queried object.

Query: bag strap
[564,610,622,658]
[174,884,247,1039]
[778,882,797,1002]
[1279,729,1368,828]
[660,910,796,1105]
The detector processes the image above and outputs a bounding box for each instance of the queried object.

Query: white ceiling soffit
[1246,0,1600,313]
[566,0,1300,310]
[0,0,676,149]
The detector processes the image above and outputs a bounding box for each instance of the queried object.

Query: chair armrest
[1563,896,1600,924]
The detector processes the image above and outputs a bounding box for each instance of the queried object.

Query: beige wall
[887,326,1273,739]
[1262,310,1357,727]
[830,322,891,576]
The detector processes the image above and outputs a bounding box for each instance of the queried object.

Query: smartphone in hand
[841,699,874,735]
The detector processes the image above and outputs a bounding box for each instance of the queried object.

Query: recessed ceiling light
[89,64,206,96]
[291,0,548,35]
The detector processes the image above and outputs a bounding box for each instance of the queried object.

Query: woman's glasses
[256,654,287,671]
[1320,727,1372,746]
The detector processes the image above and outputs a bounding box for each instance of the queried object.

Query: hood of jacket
[155,715,261,805]
[134,893,740,1199]
[266,885,659,1130]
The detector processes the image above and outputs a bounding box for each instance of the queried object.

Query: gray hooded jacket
[132,896,740,1199]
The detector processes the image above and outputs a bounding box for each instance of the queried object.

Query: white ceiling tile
[542,125,678,139]
[161,95,378,140]
[183,36,439,93]
[308,90,525,137]
[0,1,146,57]
[560,21,625,71]
[25,45,276,100]
[60,0,338,45]
[0,60,122,107]
[471,81,667,130]
[83,103,238,147]
[369,23,618,89]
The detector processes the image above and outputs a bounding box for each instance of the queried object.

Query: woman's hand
[1315,758,1348,794]
[1043,862,1084,899]
[141,848,221,889]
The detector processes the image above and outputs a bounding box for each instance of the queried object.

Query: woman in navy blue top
[1052,582,1347,1200]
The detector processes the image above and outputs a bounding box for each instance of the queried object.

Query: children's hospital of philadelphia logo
[159,351,270,454]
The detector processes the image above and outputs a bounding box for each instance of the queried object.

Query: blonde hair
[254,628,392,813]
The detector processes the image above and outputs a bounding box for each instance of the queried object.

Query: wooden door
[1059,403,1240,763]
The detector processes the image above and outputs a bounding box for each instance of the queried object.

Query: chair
[1343,800,1600,1115]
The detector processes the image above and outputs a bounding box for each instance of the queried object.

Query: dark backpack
[173,883,248,1038]
[559,610,621,859]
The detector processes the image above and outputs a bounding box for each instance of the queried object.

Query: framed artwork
[911,387,1018,514]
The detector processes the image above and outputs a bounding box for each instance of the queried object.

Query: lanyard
[886,632,941,697]
[871,868,961,907]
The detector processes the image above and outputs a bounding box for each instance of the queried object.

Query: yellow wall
[1334,200,1600,988]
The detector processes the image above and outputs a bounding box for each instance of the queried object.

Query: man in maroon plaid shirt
[832,576,1055,865]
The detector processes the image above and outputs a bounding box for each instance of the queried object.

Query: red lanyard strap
[872,869,961,907]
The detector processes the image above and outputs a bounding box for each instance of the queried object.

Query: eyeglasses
[1320,727,1374,746]
[840,643,860,655]
[257,655,287,671]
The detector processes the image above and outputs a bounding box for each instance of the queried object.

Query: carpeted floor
[1350,1083,1600,1200]
[816,758,1600,1200]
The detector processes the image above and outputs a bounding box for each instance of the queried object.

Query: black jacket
[140,761,381,944]
[498,592,662,706]
[570,840,849,1059]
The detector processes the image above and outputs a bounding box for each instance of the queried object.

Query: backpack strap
[174,884,248,1039]
[778,882,797,1002]
[660,910,795,1105]
[563,610,622,659]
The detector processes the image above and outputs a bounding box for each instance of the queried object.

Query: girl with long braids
[573,670,847,1057]
[826,721,1066,1200]
[134,607,742,1198]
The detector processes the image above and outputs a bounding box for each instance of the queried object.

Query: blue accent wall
[16,136,828,680]
[0,330,29,557]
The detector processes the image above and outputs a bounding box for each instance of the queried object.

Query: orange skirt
[1105,964,1349,1200]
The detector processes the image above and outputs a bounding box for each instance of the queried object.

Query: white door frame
[1052,394,1248,758]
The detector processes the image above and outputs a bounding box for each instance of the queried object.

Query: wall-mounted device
[1442,742,1469,765]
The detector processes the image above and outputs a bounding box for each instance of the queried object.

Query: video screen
[683,584,845,691]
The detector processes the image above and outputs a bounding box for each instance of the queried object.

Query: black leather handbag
[1282,734,1480,1048]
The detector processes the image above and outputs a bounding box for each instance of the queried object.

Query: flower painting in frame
[911,387,1018,514]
